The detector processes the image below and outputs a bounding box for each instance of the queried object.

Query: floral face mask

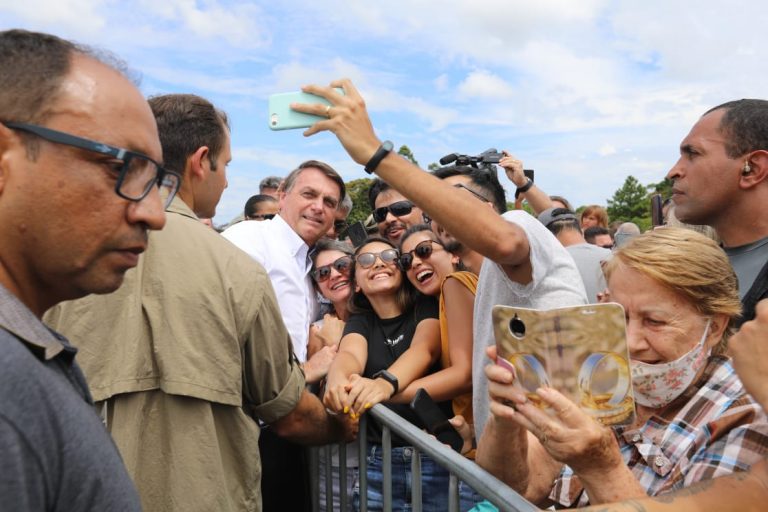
[631,319,711,409]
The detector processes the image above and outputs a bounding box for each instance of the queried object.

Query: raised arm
[295,80,532,277]
[499,151,554,215]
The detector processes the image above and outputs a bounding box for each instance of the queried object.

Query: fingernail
[350,412,357,419]
[343,406,349,414]
[365,403,372,409]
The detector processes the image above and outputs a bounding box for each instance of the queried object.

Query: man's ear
[187,146,210,182]
[0,123,20,196]
[740,149,768,189]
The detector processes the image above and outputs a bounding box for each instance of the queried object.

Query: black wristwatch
[514,177,534,199]
[372,369,399,397]
[364,140,394,174]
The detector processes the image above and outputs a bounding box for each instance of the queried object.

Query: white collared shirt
[223,215,318,362]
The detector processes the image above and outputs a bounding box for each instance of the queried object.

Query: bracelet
[363,140,394,175]
[514,178,534,199]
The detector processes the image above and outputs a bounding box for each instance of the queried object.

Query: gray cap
[538,207,579,228]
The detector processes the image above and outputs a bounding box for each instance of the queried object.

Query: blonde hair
[581,205,609,228]
[603,227,741,354]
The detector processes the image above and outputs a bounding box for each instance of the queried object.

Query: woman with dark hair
[308,238,357,511]
[324,236,449,511]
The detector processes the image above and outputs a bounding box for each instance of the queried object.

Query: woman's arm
[323,332,367,413]
[347,317,441,414]
[392,278,474,403]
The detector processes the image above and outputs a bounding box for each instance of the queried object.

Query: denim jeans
[359,444,449,512]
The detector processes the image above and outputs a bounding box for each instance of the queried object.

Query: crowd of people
[2,28,768,512]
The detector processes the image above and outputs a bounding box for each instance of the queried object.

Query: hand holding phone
[268,88,345,130]
[410,388,464,452]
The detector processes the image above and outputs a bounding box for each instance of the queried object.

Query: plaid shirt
[550,355,768,507]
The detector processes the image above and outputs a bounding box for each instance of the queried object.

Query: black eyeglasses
[373,200,414,223]
[398,240,443,271]
[355,249,399,268]
[249,213,276,220]
[454,183,489,203]
[312,255,353,282]
[3,122,181,208]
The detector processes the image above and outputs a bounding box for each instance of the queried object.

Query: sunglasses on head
[373,200,414,223]
[398,239,443,271]
[312,255,353,282]
[355,248,400,269]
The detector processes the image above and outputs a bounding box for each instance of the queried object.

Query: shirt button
[654,456,665,467]
[632,434,641,443]
[403,447,412,457]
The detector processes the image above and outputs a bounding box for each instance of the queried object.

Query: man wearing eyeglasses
[0,30,176,511]
[368,178,425,243]
[46,94,349,512]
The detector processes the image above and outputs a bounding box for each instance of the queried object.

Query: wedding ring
[325,105,331,117]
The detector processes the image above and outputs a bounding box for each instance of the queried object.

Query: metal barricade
[311,404,538,512]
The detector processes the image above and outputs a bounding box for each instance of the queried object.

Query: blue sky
[3,0,768,224]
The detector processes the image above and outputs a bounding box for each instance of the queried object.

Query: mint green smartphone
[267,88,344,130]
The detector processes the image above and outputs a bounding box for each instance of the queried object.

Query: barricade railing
[310,404,538,512]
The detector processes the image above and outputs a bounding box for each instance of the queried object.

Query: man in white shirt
[223,159,345,512]
[223,160,344,367]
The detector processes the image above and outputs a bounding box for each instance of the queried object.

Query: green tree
[345,177,374,225]
[397,145,418,166]
[646,177,673,199]
[607,175,651,230]
[427,162,440,171]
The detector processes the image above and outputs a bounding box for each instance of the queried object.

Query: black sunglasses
[355,249,399,269]
[250,213,276,220]
[312,255,353,282]
[398,240,443,271]
[373,200,414,223]
[3,122,181,208]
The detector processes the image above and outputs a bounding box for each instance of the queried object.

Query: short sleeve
[343,312,372,339]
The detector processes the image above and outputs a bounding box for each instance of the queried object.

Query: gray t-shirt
[0,286,140,512]
[566,243,611,303]
[724,236,768,299]
[472,210,587,437]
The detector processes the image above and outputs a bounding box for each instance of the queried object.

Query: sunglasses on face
[355,248,400,269]
[312,255,353,282]
[398,239,443,271]
[249,213,276,220]
[373,200,414,223]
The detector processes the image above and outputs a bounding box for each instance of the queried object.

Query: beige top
[45,196,305,511]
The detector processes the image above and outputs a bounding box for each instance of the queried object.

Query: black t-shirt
[343,295,450,445]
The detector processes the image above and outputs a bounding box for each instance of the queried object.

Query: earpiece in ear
[742,161,752,175]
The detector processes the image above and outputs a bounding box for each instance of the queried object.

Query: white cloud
[457,70,516,100]
[599,144,617,156]
[1,0,106,34]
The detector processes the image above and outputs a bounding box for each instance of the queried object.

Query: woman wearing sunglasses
[397,224,481,509]
[308,239,359,512]
[324,236,449,511]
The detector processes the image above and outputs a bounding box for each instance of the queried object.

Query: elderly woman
[477,227,768,507]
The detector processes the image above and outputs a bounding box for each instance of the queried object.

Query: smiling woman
[323,236,450,511]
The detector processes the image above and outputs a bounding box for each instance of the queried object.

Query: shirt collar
[166,195,198,220]
[0,283,66,360]
[274,214,313,267]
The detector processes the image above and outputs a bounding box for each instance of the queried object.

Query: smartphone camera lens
[509,315,526,338]
[270,113,278,127]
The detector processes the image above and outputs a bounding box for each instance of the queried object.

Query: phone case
[267,88,344,130]
[493,303,635,426]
